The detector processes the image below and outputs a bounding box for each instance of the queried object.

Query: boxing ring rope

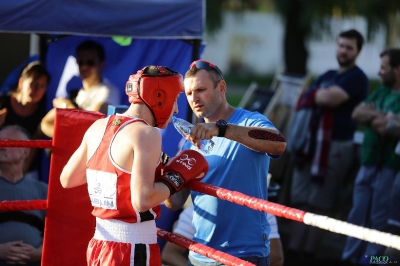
[0,195,252,266]
[3,180,400,265]
[157,229,253,266]
[0,200,47,211]
[0,137,253,266]
[0,139,52,149]
[2,142,400,247]
[186,182,400,251]
[0,117,400,266]
[2,176,400,251]
[0,201,253,266]
[0,140,50,214]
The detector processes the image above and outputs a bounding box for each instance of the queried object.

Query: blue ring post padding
[107,105,129,116]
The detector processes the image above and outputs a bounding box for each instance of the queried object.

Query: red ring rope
[1,138,399,257]
[187,181,400,250]
[0,140,52,149]
[0,200,47,211]
[2,178,400,250]
[187,181,305,222]
[157,229,254,266]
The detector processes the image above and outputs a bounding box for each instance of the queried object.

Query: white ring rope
[303,212,400,250]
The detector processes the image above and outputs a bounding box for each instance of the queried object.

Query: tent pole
[188,39,202,123]
[191,39,201,62]
[29,34,39,56]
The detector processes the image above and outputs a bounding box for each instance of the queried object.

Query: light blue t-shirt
[183,108,276,262]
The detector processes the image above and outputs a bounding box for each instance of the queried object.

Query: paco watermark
[358,255,398,265]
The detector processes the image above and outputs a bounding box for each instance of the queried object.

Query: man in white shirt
[41,40,120,138]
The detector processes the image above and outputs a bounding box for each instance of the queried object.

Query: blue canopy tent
[0,0,203,38]
[0,0,205,258]
[0,0,205,156]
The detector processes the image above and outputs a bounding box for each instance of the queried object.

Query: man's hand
[0,241,30,265]
[18,243,41,264]
[352,102,381,124]
[0,241,41,265]
[53,97,75,109]
[371,112,391,136]
[156,150,208,195]
[385,113,400,138]
[315,85,349,108]
[188,123,217,150]
[0,241,21,261]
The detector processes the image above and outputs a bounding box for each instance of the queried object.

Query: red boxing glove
[156,150,208,195]
[155,152,170,180]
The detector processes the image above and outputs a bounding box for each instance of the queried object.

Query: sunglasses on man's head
[78,59,96,67]
[190,60,224,79]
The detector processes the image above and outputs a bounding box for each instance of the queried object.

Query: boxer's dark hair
[76,40,105,62]
[380,48,400,68]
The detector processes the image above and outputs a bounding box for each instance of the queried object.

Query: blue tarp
[0,0,203,39]
[45,35,200,156]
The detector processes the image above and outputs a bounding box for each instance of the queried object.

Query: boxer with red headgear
[60,66,208,266]
[126,65,184,128]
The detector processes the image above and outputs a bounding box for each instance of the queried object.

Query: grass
[225,74,275,107]
[227,94,243,107]
[224,74,275,88]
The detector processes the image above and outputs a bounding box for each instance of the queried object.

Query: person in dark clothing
[287,29,368,262]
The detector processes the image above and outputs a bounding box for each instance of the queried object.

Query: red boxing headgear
[125,66,184,128]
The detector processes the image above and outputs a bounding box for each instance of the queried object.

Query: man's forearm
[164,189,189,211]
[385,115,400,138]
[162,242,188,266]
[225,124,286,155]
[352,107,380,124]
[30,245,42,263]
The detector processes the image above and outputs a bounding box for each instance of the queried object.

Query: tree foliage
[205,0,400,75]
[273,0,400,40]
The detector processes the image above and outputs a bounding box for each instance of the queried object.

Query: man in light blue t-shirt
[166,60,286,266]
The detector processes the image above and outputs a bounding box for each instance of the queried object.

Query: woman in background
[0,61,50,178]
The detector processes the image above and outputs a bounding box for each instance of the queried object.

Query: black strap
[139,210,156,222]
[134,244,147,266]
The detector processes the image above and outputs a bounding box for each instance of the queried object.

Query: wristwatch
[216,119,228,137]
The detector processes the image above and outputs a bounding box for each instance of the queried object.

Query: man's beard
[381,72,395,88]
[337,56,356,67]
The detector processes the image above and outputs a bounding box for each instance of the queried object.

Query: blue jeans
[188,254,270,266]
[342,166,395,261]
[388,172,400,228]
